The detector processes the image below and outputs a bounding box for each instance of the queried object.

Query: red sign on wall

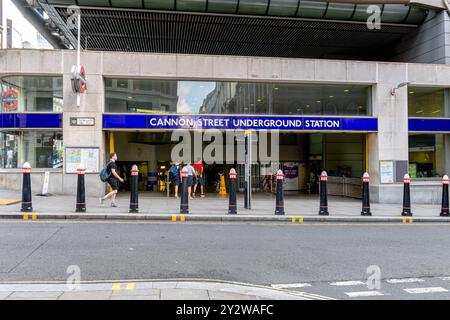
[2,89,18,110]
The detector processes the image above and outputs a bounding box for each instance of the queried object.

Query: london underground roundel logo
[2,89,18,110]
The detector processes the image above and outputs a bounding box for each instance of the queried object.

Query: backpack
[169,165,179,178]
[99,161,112,182]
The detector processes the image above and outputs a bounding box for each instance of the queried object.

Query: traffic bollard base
[401,211,413,216]
[21,206,32,212]
[129,208,139,213]
[361,209,372,216]
[318,209,329,216]
[440,211,450,217]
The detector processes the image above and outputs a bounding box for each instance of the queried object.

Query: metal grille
[54,7,417,59]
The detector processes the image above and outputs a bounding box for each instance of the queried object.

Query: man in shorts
[193,159,205,197]
[183,162,195,200]
[99,152,124,207]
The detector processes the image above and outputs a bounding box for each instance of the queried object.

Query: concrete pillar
[368,63,409,203]
[62,51,105,196]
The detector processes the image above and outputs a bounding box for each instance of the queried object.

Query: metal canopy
[51,6,422,60]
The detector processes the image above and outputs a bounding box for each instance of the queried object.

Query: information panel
[65,147,100,173]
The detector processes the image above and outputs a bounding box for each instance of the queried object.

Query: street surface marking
[345,291,384,297]
[404,287,448,294]
[330,281,365,286]
[171,215,177,222]
[111,283,121,291]
[386,278,424,284]
[299,217,304,223]
[31,214,37,220]
[180,215,185,222]
[402,217,413,223]
[271,283,311,289]
[126,282,135,290]
[291,217,296,223]
[23,214,29,220]
[0,199,20,205]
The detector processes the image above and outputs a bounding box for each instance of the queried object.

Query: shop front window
[0,76,63,113]
[105,78,371,116]
[0,131,63,169]
[408,134,446,178]
[408,87,448,117]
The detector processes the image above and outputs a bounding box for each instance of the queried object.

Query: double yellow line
[112,282,136,291]
[291,216,304,224]
[23,213,38,220]
[171,214,186,222]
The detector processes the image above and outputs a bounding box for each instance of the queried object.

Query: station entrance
[105,130,367,198]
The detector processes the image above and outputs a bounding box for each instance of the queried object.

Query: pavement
[0,279,320,300]
[1,221,450,299]
[0,189,449,223]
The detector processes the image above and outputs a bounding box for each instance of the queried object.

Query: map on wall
[65,147,100,173]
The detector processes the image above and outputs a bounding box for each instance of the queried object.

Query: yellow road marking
[299,216,304,224]
[126,282,135,290]
[23,214,29,220]
[180,215,185,222]
[291,217,296,223]
[402,217,413,223]
[31,213,37,220]
[112,283,121,291]
[171,215,177,222]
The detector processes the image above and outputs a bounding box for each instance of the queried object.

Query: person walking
[183,162,196,200]
[99,152,124,207]
[169,161,181,198]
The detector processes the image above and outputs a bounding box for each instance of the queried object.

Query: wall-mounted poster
[283,162,299,191]
[380,160,394,184]
[65,147,100,173]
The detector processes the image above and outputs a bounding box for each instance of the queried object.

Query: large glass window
[105,79,371,116]
[0,131,63,169]
[408,134,446,178]
[0,76,63,113]
[408,87,448,117]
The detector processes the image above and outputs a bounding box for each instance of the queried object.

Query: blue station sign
[103,114,378,132]
[0,113,62,129]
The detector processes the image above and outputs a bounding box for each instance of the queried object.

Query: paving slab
[160,288,210,300]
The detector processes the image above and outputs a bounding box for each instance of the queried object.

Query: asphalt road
[1,220,450,299]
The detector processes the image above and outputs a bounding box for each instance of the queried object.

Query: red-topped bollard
[129,165,139,213]
[319,171,329,216]
[75,164,86,212]
[21,162,33,212]
[440,175,449,217]
[180,167,189,214]
[275,170,285,215]
[228,168,237,215]
[361,172,371,216]
[401,174,412,216]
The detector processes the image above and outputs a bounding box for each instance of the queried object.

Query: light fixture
[416,110,423,113]
[432,109,441,114]
[391,82,411,96]
[274,87,279,90]
[409,91,415,94]
[329,95,334,98]
[344,89,350,93]
[316,100,321,103]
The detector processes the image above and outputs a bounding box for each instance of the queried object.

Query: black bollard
[275,170,285,215]
[75,165,86,212]
[21,162,33,212]
[440,175,449,217]
[401,174,412,216]
[318,171,329,216]
[129,165,139,213]
[228,168,237,214]
[180,167,189,214]
[361,172,371,216]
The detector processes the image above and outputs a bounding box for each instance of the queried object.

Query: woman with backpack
[99,152,124,207]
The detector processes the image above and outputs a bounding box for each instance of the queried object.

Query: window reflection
[105,78,371,116]
[409,134,446,178]
[408,87,448,118]
[0,76,63,113]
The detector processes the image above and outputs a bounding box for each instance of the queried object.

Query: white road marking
[386,278,424,284]
[330,281,365,286]
[271,283,312,289]
[404,287,449,294]
[345,291,384,297]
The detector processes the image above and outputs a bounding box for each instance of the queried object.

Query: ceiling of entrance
[17,1,439,60]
